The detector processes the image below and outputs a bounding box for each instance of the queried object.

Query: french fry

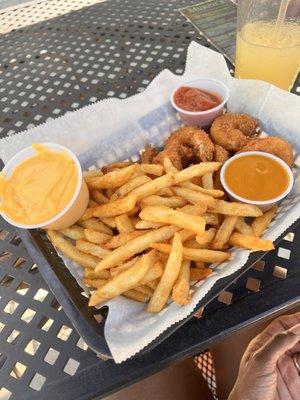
[81,194,137,219]
[102,161,134,173]
[252,207,277,237]
[194,261,205,269]
[89,250,155,306]
[78,218,113,235]
[122,290,150,303]
[134,285,154,297]
[150,243,230,263]
[140,195,187,208]
[76,240,112,258]
[173,186,216,207]
[179,203,208,216]
[177,229,196,243]
[211,216,238,250]
[235,217,253,236]
[83,228,111,244]
[84,269,110,279]
[140,163,164,176]
[85,165,137,189]
[130,173,174,201]
[203,213,219,226]
[126,205,141,217]
[110,257,139,277]
[115,214,134,233]
[106,188,114,198]
[140,206,205,235]
[84,278,107,288]
[229,232,274,251]
[104,231,146,249]
[179,180,224,198]
[184,239,201,249]
[88,199,98,207]
[196,228,216,247]
[190,268,213,281]
[90,190,109,204]
[95,225,179,271]
[163,157,179,174]
[172,259,191,305]
[83,169,103,178]
[47,230,100,269]
[141,261,164,284]
[156,188,174,197]
[209,200,263,217]
[111,175,151,200]
[100,217,117,228]
[147,279,159,290]
[202,172,214,190]
[174,162,222,184]
[60,226,85,240]
[135,220,165,229]
[148,233,183,312]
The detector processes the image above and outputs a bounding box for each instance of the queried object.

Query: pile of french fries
[47,156,276,313]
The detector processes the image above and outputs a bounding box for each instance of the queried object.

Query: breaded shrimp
[239,136,294,166]
[210,113,259,151]
[214,145,229,163]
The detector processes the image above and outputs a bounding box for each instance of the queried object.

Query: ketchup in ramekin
[173,86,222,112]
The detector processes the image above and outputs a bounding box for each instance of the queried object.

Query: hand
[228,312,300,400]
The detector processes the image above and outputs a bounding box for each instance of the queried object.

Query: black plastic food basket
[15,217,300,359]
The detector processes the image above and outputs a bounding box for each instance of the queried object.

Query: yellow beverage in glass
[235,21,300,90]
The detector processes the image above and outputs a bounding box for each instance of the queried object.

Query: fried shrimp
[210,113,259,151]
[214,144,229,163]
[239,136,294,166]
[140,144,157,164]
[154,126,215,170]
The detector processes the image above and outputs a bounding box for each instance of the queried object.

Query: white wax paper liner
[0,42,300,363]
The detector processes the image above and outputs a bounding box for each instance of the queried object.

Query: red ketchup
[174,86,222,112]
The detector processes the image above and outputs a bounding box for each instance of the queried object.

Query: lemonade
[235,20,300,90]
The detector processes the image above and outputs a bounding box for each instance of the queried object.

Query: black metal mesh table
[0,1,299,399]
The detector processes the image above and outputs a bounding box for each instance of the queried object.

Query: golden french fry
[78,218,113,235]
[83,228,111,244]
[104,231,146,249]
[196,228,216,248]
[110,257,139,277]
[76,240,112,258]
[148,233,183,312]
[84,278,108,288]
[102,161,134,172]
[163,157,179,174]
[179,204,208,216]
[147,279,159,290]
[211,216,238,250]
[106,188,114,198]
[95,225,179,271]
[122,289,150,303]
[88,199,98,207]
[115,214,134,233]
[47,230,100,269]
[252,207,277,237]
[194,261,205,269]
[174,162,222,184]
[90,190,109,204]
[83,169,103,178]
[82,194,137,219]
[229,232,274,251]
[100,217,117,228]
[156,188,174,197]
[141,261,164,284]
[183,239,201,249]
[235,217,253,236]
[173,186,216,207]
[150,243,230,263]
[209,200,263,217]
[202,172,214,190]
[135,220,165,229]
[134,285,154,297]
[60,226,85,240]
[140,195,187,208]
[203,213,220,226]
[140,164,164,176]
[190,268,213,281]
[126,205,141,217]
[140,206,205,235]
[172,260,191,305]
[179,181,224,198]
[89,250,155,306]
[85,165,137,189]
[111,175,151,200]
[84,269,110,279]
[130,173,174,201]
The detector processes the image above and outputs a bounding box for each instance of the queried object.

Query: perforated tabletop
[0,1,299,400]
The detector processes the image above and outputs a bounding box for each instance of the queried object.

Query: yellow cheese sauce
[0,144,78,225]
[224,154,289,201]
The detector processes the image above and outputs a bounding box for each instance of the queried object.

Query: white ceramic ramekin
[220,151,294,211]
[0,143,89,230]
[170,78,229,127]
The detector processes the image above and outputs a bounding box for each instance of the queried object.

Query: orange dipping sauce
[224,154,289,201]
[174,86,222,112]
